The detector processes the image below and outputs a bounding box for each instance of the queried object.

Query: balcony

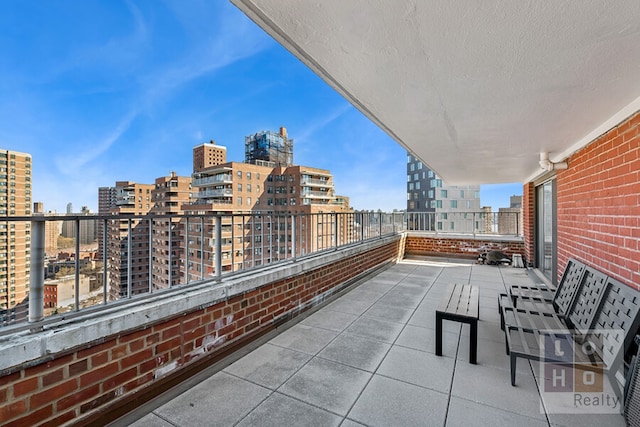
[116,257,625,427]
[194,188,233,198]
[300,177,333,187]
[0,212,538,425]
[301,190,331,198]
[192,174,233,187]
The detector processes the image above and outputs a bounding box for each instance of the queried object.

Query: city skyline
[0,1,521,214]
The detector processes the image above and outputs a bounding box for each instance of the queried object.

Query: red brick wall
[405,235,525,261]
[0,239,400,427]
[556,111,640,288]
[522,182,535,266]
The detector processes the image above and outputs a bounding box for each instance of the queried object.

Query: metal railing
[0,210,520,329]
[1,211,405,328]
[404,211,522,237]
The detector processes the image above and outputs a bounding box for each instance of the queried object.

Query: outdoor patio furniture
[624,336,640,426]
[436,283,479,364]
[498,258,587,331]
[506,272,640,387]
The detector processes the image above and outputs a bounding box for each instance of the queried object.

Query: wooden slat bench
[436,283,479,364]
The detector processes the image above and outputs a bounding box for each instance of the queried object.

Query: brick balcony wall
[556,110,640,288]
[0,237,401,427]
[404,233,525,261]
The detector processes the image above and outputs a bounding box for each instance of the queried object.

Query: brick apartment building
[106,181,155,300]
[183,129,351,281]
[150,172,193,289]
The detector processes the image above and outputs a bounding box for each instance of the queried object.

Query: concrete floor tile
[348,375,448,427]
[269,324,338,355]
[153,372,270,427]
[395,324,459,357]
[318,332,391,372]
[279,358,372,416]
[446,397,549,427]
[377,345,455,393]
[377,292,422,309]
[236,392,342,427]
[223,343,311,389]
[344,316,404,343]
[326,298,374,316]
[363,302,413,324]
[451,362,546,421]
[301,309,358,332]
[128,413,174,427]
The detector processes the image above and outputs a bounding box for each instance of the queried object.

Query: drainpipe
[539,152,568,171]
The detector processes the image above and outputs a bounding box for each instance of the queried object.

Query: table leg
[470,320,478,364]
[435,312,443,356]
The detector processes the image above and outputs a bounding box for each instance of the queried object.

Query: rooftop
[115,257,625,427]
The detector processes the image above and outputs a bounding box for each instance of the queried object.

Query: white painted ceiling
[231,0,640,184]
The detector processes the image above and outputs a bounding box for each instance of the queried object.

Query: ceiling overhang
[231,0,640,185]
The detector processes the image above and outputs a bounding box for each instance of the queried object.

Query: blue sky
[0,1,521,213]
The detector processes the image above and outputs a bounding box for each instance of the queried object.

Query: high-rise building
[106,181,154,300]
[244,127,293,167]
[183,129,350,281]
[61,206,96,244]
[406,153,480,231]
[498,195,523,235]
[33,202,62,253]
[0,149,32,323]
[193,140,227,172]
[98,186,118,258]
[150,172,192,289]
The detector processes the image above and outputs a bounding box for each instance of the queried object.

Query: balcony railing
[405,211,522,237]
[300,177,333,187]
[0,211,404,329]
[195,188,233,198]
[0,210,520,330]
[192,174,233,187]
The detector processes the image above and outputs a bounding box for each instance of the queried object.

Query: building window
[247,184,251,192]
[247,197,251,205]
[409,183,414,190]
[237,197,242,206]
[237,184,242,191]
[441,189,447,198]
[247,172,251,179]
[410,163,415,171]
[460,190,465,198]
[418,162,423,170]
[415,182,420,190]
[237,171,242,178]
[450,200,457,208]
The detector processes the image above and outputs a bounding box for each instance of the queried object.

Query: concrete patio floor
[115,257,627,427]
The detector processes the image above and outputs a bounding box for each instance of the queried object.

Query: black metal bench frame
[436,283,479,364]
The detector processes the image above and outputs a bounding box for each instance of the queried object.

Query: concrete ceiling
[231,0,640,184]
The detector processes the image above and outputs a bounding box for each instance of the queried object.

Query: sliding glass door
[536,179,556,283]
